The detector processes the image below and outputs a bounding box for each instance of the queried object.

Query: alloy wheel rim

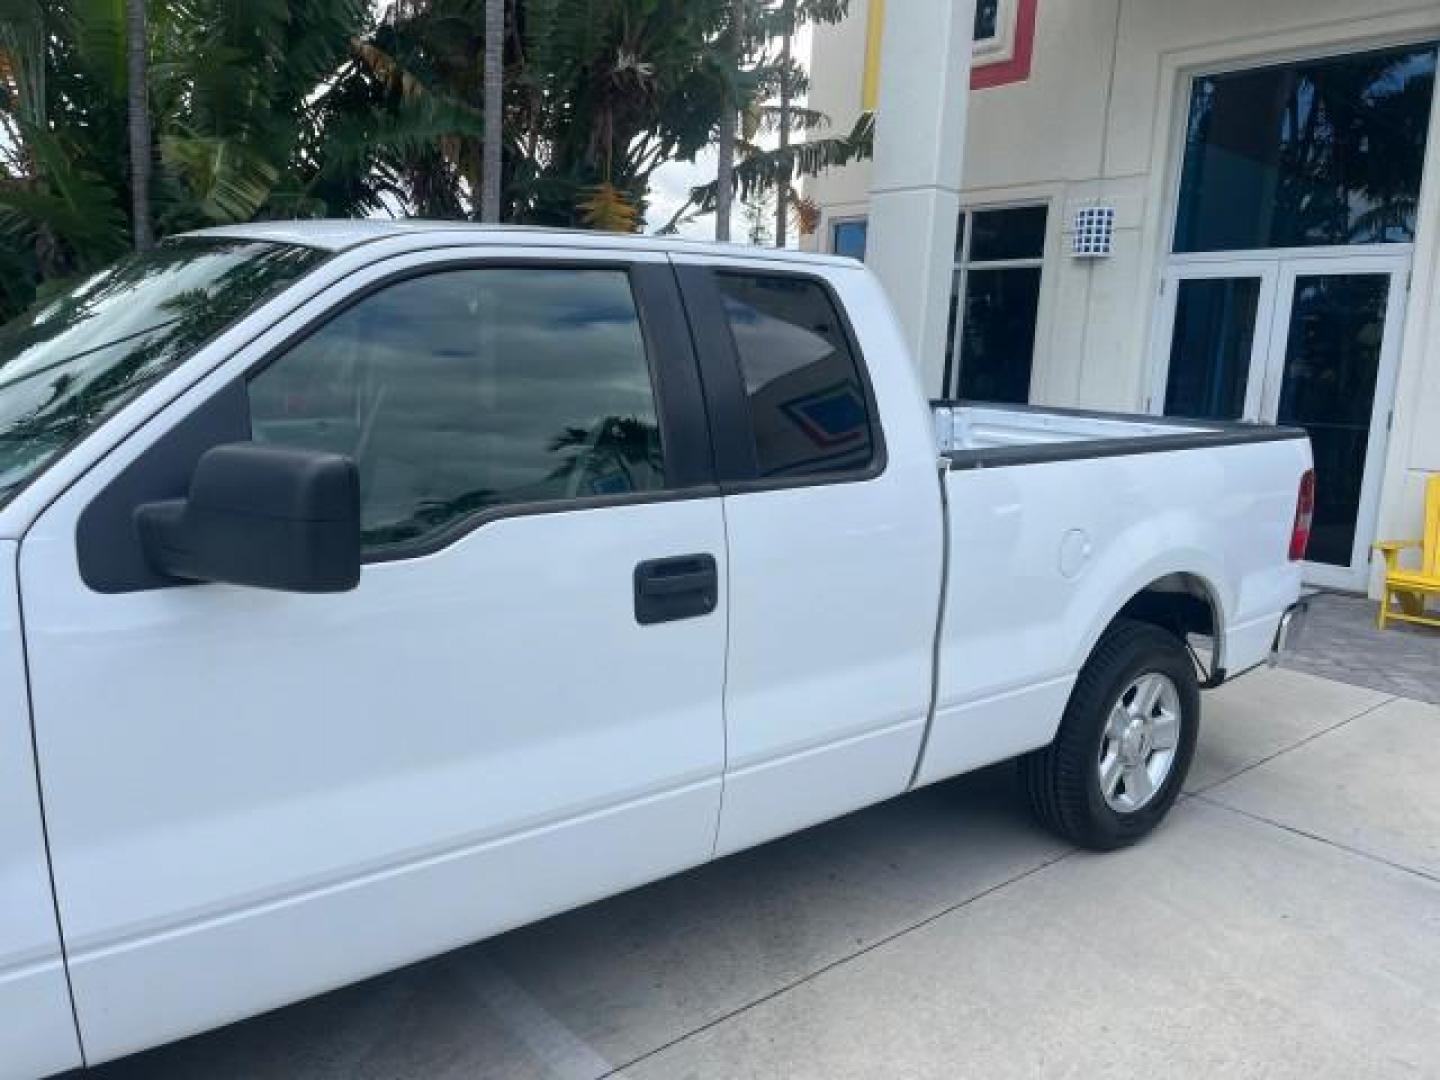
[1097,671,1181,813]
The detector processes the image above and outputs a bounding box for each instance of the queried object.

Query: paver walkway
[1279,589,1440,703]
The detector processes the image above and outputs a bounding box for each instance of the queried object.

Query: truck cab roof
[179,218,863,268]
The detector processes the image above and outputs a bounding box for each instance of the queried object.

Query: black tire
[1020,618,1199,851]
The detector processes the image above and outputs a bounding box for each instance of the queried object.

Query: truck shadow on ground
[89,764,1064,1080]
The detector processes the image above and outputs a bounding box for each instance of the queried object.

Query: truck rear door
[672,257,945,854]
[19,248,729,1063]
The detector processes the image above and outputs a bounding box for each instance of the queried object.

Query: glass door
[1259,257,1409,589]
[1152,255,1408,590]
[1150,263,1277,420]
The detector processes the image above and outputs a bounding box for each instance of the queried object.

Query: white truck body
[0,223,1310,1076]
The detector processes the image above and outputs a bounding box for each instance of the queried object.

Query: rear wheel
[1021,619,1199,850]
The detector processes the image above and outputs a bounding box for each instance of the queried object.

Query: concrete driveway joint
[93,666,1440,1080]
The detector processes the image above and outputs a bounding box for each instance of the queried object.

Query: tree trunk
[480,0,504,223]
[774,0,794,248]
[126,0,152,251]
[714,0,745,242]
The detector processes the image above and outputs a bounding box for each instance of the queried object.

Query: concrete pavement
[92,667,1439,1079]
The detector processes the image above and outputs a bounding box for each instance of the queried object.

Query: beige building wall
[805,0,1440,593]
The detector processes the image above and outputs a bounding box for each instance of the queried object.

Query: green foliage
[0,0,376,319]
[0,0,870,320]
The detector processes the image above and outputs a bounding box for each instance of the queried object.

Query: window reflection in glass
[1175,43,1438,252]
[716,273,876,479]
[249,268,665,552]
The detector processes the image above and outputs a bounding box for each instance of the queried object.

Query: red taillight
[1290,468,1316,561]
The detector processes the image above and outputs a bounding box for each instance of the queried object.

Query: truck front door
[19,250,727,1062]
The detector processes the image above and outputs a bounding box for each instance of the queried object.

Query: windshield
[0,237,326,506]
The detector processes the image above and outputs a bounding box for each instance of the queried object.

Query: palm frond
[160,135,279,222]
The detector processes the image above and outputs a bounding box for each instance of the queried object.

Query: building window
[1175,42,1439,253]
[832,219,868,260]
[945,205,1047,403]
[973,0,1000,42]
[863,0,1031,109]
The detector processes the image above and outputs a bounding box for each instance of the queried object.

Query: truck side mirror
[136,442,361,593]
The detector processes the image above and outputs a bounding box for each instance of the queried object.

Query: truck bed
[917,398,1311,788]
[934,402,1306,470]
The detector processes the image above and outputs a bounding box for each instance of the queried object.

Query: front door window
[249,267,666,554]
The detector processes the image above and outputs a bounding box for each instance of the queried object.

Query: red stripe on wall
[972,0,1038,90]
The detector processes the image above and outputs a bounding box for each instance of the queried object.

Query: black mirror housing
[137,442,361,593]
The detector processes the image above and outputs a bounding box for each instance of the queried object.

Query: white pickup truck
[1,223,1311,1076]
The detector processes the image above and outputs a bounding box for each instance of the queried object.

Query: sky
[645,149,718,239]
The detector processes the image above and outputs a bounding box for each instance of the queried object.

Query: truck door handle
[634,555,718,625]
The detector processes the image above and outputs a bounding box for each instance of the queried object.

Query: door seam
[12,542,88,1065]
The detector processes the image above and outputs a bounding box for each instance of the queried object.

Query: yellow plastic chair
[1375,473,1440,630]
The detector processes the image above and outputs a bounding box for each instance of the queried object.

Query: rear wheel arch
[1105,571,1225,682]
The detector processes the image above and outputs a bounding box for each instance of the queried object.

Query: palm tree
[662,111,872,236]
[772,0,793,247]
[705,0,849,245]
[713,0,745,241]
[126,0,152,250]
[1,0,753,318]
[481,0,503,222]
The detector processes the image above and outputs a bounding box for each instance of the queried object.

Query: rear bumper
[1267,600,1310,667]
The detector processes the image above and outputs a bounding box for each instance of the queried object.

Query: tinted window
[1163,277,1261,420]
[249,268,664,552]
[0,239,322,505]
[1175,44,1438,252]
[967,206,1047,262]
[715,272,876,479]
[953,266,1041,402]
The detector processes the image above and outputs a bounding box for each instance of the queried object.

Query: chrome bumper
[1267,600,1309,667]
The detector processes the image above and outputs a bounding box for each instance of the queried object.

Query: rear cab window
[712,271,879,481]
